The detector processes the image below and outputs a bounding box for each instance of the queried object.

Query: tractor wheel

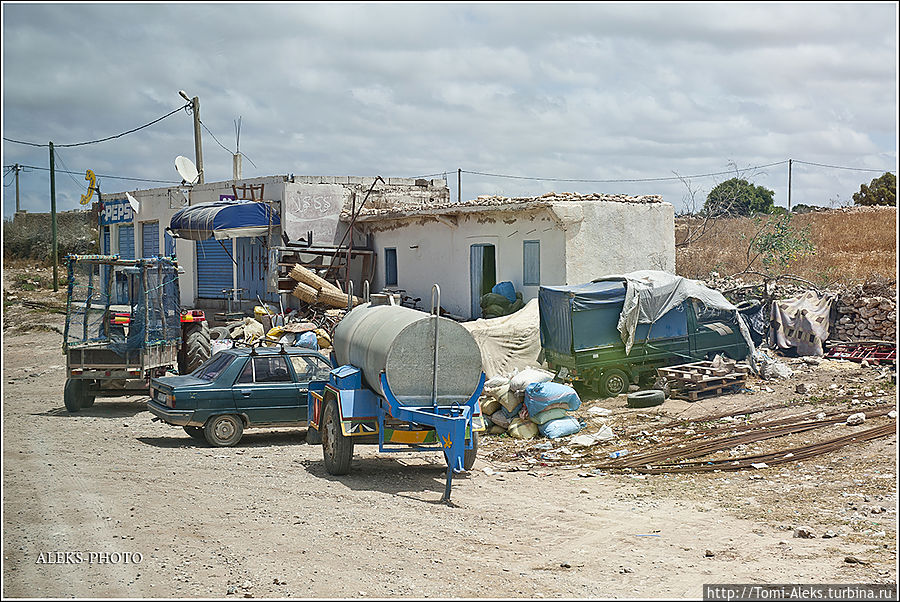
[464,431,479,471]
[599,368,629,399]
[64,378,85,413]
[183,426,205,440]
[203,414,243,447]
[321,398,353,475]
[180,320,211,374]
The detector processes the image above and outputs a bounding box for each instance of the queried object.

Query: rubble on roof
[342,191,664,220]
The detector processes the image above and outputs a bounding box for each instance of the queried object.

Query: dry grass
[676,206,897,287]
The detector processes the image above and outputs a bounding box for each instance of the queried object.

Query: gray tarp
[594,270,756,356]
[769,290,835,356]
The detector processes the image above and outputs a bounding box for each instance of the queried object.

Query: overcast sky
[2,3,897,219]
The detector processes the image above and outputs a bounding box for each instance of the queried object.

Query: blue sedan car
[147,346,333,447]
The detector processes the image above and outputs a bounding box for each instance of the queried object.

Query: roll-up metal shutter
[196,238,233,298]
[141,222,159,258]
[118,224,135,259]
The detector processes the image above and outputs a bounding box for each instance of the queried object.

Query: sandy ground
[1,276,897,599]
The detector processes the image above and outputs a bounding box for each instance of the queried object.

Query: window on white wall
[385,248,398,287]
[523,240,540,286]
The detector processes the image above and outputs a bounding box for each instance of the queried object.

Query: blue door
[235,237,276,303]
[118,224,135,259]
[196,238,233,299]
[164,231,176,257]
[141,222,159,258]
[116,224,135,303]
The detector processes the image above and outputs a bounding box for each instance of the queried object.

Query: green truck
[538,276,751,398]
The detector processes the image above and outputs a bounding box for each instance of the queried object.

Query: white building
[101,175,449,309]
[353,193,675,319]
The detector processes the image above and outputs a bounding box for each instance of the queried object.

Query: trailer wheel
[204,414,243,447]
[599,368,629,398]
[64,378,86,413]
[464,431,479,471]
[183,426,205,440]
[180,320,211,374]
[321,398,353,475]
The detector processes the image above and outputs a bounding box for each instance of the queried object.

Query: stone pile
[832,283,896,342]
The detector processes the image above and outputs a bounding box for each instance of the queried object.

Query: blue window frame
[523,240,540,286]
[385,248,398,287]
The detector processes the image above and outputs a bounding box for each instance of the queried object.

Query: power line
[199,119,233,155]
[2,163,180,185]
[2,103,189,149]
[792,159,894,173]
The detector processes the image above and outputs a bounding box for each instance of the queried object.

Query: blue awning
[168,200,280,241]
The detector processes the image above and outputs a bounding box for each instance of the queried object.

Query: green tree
[704,178,776,216]
[852,172,896,206]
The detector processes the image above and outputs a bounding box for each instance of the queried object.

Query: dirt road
[2,322,897,598]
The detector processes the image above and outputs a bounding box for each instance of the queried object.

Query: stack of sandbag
[480,281,526,319]
[523,382,583,439]
[479,367,557,439]
[289,264,361,309]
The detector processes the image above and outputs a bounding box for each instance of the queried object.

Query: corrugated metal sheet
[118,224,135,259]
[235,237,277,302]
[196,238,233,298]
[141,222,159,258]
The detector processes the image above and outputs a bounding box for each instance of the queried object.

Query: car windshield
[192,353,235,381]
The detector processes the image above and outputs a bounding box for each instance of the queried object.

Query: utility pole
[49,142,58,291]
[13,163,21,212]
[179,90,204,184]
[787,158,792,211]
[457,168,461,203]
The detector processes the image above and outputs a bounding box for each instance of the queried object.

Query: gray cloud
[2,3,896,217]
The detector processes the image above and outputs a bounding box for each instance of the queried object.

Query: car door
[288,353,334,422]
[232,355,298,424]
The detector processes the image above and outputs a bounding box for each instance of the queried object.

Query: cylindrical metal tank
[333,303,483,406]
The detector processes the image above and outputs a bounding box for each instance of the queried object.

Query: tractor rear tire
[180,320,211,374]
[322,398,353,475]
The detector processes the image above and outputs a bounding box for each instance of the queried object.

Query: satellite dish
[126,192,140,214]
[175,155,199,185]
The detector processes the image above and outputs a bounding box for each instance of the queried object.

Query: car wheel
[183,425,205,440]
[599,368,629,398]
[464,431,479,471]
[64,378,83,413]
[204,414,243,447]
[321,398,353,475]
[626,389,666,408]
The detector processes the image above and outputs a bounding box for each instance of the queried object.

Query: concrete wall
[552,200,675,284]
[283,176,449,245]
[360,207,567,318]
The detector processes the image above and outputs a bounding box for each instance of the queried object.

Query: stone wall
[832,283,897,342]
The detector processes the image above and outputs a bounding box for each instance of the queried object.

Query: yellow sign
[79,170,96,205]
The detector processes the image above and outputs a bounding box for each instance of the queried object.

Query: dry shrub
[676,206,897,287]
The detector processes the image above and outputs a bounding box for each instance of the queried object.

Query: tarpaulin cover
[169,200,279,241]
[769,290,835,356]
[462,298,543,379]
[539,270,755,356]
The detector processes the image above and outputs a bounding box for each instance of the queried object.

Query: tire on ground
[209,326,231,341]
[626,389,666,408]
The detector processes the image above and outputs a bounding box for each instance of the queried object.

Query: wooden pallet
[658,360,749,402]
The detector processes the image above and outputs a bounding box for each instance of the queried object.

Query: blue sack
[538,416,583,439]
[524,381,581,415]
[296,331,319,350]
[491,281,517,304]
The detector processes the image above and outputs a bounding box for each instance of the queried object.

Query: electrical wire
[2,103,189,148]
[2,163,179,185]
[51,148,88,190]
[792,159,895,173]
[199,119,233,155]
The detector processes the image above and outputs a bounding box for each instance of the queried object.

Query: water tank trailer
[307,285,485,502]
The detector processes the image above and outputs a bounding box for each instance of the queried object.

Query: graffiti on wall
[283,183,347,246]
